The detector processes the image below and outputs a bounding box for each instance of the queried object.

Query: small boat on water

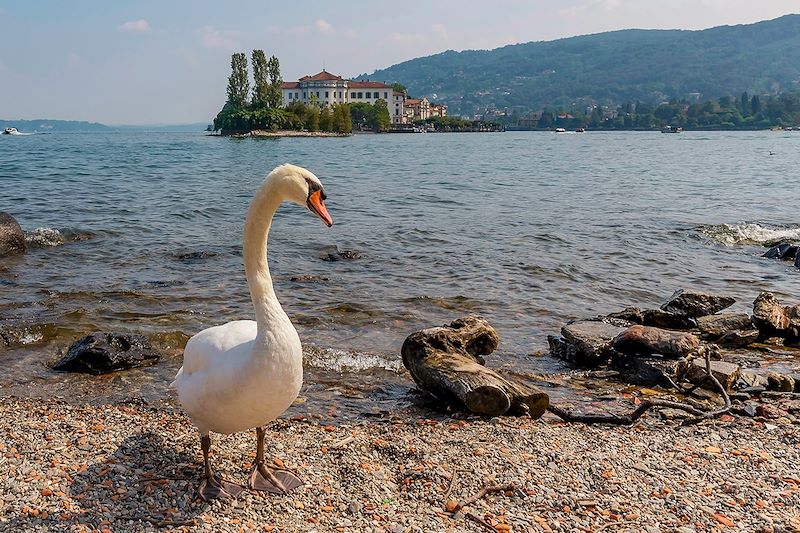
[554,127,566,133]
[3,127,20,135]
[661,125,683,133]
[575,127,585,133]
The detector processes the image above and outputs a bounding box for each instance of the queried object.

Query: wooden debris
[402,317,548,417]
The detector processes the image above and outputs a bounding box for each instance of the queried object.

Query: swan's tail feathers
[170,367,184,389]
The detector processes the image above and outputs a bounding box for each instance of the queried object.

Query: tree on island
[266,55,283,108]
[251,50,269,107]
[226,53,250,109]
[214,51,355,134]
[373,99,392,132]
[391,82,407,95]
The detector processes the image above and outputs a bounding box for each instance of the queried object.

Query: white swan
[172,163,333,500]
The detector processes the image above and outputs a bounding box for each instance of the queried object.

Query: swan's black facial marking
[305,178,326,200]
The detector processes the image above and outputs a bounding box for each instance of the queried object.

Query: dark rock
[733,402,758,417]
[0,212,26,257]
[696,313,754,338]
[763,242,792,259]
[554,320,626,367]
[600,307,644,326]
[319,245,361,261]
[717,329,759,348]
[796,252,800,269]
[290,274,330,283]
[618,356,677,387]
[612,325,700,358]
[641,309,697,330]
[53,332,161,374]
[660,289,735,318]
[785,245,799,260]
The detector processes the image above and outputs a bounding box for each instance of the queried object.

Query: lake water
[1,130,799,418]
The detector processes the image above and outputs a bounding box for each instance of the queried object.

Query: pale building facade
[282,71,406,124]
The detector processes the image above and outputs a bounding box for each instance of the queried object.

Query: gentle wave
[698,223,800,245]
[303,346,403,373]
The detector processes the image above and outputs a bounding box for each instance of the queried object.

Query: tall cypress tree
[266,55,283,108]
[226,53,250,109]
[251,50,269,108]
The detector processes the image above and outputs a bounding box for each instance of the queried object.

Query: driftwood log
[401,316,549,417]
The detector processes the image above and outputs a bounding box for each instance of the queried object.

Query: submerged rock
[53,332,161,374]
[319,245,361,262]
[25,227,65,247]
[678,358,741,391]
[763,242,795,259]
[660,289,735,318]
[612,325,700,358]
[0,212,26,257]
[717,329,760,348]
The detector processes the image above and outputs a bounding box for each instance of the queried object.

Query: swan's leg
[248,426,303,494]
[197,434,244,501]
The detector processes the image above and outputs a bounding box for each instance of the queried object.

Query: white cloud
[199,26,238,50]
[314,19,333,34]
[118,19,151,32]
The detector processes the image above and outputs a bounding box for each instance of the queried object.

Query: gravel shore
[0,397,798,533]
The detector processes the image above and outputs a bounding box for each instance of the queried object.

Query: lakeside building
[281,70,406,124]
[404,97,431,121]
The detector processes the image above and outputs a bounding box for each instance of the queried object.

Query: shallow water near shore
[1,130,799,418]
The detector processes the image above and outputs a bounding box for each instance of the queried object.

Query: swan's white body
[173,164,324,436]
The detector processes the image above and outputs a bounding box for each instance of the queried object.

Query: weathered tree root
[548,346,732,425]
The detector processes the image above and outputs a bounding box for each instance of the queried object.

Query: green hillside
[359,15,800,116]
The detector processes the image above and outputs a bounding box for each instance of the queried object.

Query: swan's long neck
[243,176,288,332]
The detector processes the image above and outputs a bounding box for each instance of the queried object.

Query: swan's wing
[179,320,258,377]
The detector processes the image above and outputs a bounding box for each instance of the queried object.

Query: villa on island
[282,70,408,124]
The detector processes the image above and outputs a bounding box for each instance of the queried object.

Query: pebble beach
[1,397,798,533]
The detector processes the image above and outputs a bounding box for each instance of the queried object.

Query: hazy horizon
[1,1,798,125]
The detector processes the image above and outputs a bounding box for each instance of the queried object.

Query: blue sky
[0,0,798,124]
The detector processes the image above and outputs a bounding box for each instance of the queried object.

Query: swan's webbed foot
[198,473,245,501]
[197,433,244,501]
[248,463,303,494]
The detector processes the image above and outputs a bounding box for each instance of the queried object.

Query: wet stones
[53,332,161,374]
[549,320,625,367]
[0,212,26,257]
[678,358,741,391]
[696,313,754,338]
[660,289,735,318]
[612,325,700,359]
[752,291,800,344]
[763,241,800,269]
[319,245,361,261]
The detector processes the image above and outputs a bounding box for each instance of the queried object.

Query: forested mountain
[0,119,111,133]
[359,15,800,116]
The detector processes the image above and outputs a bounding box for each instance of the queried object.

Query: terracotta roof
[282,82,300,89]
[298,70,344,81]
[405,98,421,105]
[348,81,392,89]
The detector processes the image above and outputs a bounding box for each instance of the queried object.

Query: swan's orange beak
[307,190,333,227]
